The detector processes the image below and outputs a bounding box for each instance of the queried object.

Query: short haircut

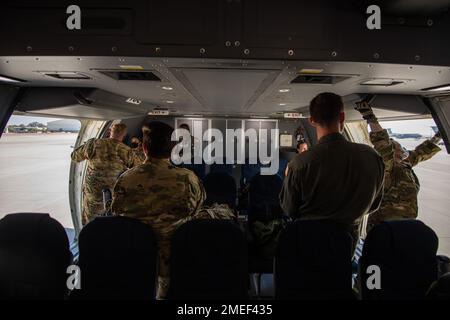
[143,121,174,158]
[309,92,344,127]
[179,123,190,132]
[110,123,127,137]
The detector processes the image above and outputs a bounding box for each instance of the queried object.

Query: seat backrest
[248,174,283,223]
[426,272,450,300]
[203,172,237,209]
[0,213,71,299]
[209,161,234,176]
[167,220,248,299]
[275,220,354,300]
[360,220,438,300]
[241,163,262,185]
[182,162,206,180]
[437,255,450,277]
[76,216,157,299]
[241,161,287,184]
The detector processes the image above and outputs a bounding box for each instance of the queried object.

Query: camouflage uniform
[367,129,441,230]
[173,203,236,228]
[252,218,288,258]
[71,138,135,225]
[131,146,146,166]
[111,158,206,299]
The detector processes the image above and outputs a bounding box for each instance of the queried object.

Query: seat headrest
[279,219,353,266]
[249,174,283,202]
[275,219,354,299]
[0,212,70,260]
[77,216,157,299]
[203,172,236,208]
[173,219,242,243]
[172,220,245,262]
[168,219,247,299]
[0,213,71,299]
[248,174,284,222]
[79,216,156,252]
[364,220,438,262]
[209,161,233,175]
[427,272,450,300]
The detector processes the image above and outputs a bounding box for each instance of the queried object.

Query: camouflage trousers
[82,191,104,225]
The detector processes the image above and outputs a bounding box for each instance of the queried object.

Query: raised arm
[355,101,395,173]
[71,138,96,162]
[408,132,442,167]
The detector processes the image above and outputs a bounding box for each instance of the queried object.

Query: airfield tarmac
[0,133,449,256]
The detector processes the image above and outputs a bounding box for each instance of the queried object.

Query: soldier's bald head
[143,121,175,159]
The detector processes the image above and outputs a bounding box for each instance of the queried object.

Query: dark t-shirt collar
[317,132,346,145]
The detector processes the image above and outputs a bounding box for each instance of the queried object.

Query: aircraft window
[0,115,80,229]
[377,118,450,256]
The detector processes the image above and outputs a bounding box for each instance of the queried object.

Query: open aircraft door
[425,95,450,153]
[0,86,155,234]
[69,120,108,235]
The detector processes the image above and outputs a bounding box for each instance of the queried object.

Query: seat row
[0,213,448,300]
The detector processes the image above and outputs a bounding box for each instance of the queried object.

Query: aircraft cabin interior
[1,0,450,303]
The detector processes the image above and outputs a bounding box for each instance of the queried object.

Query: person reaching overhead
[355,101,442,231]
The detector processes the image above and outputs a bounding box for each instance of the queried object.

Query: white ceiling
[1,56,449,118]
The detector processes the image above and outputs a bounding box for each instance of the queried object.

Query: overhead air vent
[290,74,351,85]
[40,72,91,80]
[360,78,409,87]
[97,70,162,81]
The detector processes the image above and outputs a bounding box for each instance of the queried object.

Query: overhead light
[166,100,175,104]
[162,86,173,91]
[299,68,323,74]
[421,84,450,92]
[0,74,25,83]
[278,103,287,106]
[278,89,290,93]
[119,65,144,70]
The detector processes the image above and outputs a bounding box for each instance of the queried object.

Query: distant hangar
[47,119,80,132]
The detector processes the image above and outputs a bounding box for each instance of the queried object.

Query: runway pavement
[0,133,77,228]
[0,134,449,256]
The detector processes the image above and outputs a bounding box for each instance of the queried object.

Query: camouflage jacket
[111,158,205,298]
[71,138,136,194]
[252,218,289,258]
[71,138,136,223]
[131,146,146,167]
[368,129,441,227]
[173,203,236,228]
